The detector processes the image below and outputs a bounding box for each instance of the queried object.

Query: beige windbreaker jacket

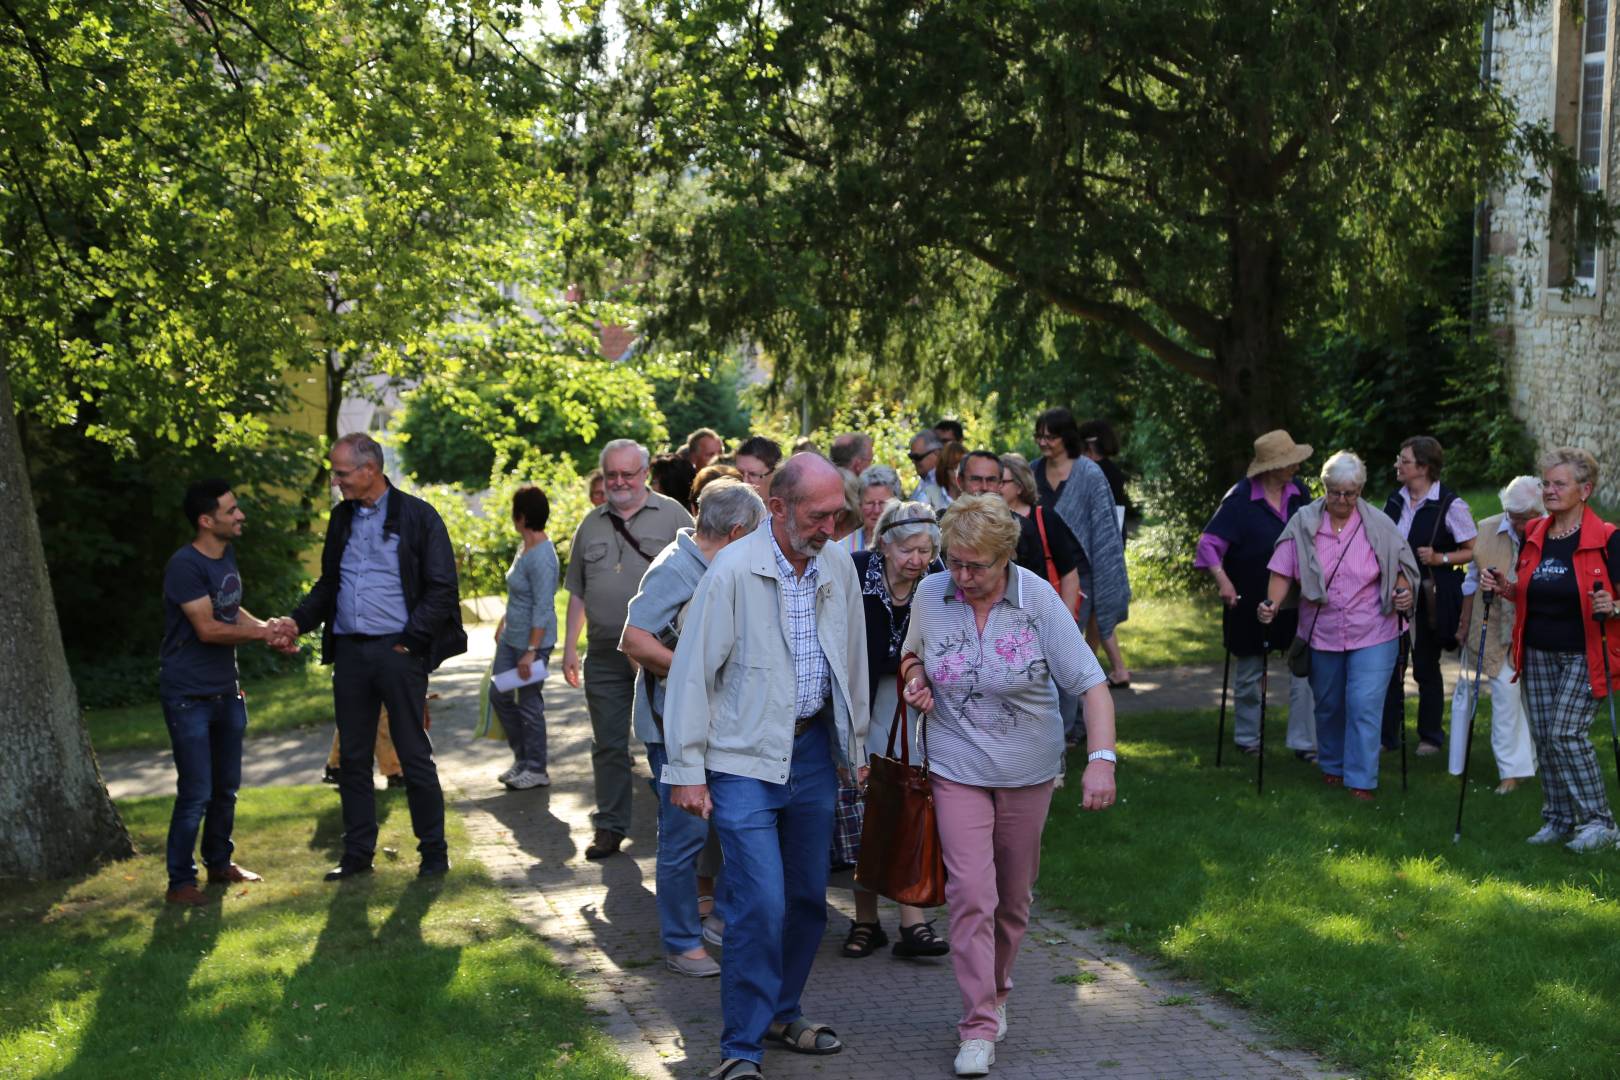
[659,522,870,786]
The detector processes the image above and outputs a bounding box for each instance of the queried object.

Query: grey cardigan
[1052,456,1132,636]
[1274,498,1419,614]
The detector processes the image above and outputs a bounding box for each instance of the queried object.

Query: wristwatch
[1088,749,1118,765]
[1442,552,1449,565]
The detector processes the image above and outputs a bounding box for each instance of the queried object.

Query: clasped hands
[262,616,302,654]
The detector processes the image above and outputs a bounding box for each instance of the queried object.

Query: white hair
[1320,451,1367,491]
[695,478,766,538]
[875,499,941,557]
[859,463,901,496]
[599,438,649,471]
[1500,475,1545,515]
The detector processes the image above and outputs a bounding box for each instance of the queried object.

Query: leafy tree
[578,0,1605,477]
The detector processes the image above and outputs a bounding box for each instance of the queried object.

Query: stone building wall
[1491,7,1620,503]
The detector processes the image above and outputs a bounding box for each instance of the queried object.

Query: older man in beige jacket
[663,453,870,1080]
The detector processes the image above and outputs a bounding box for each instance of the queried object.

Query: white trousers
[1448,660,1537,780]
[1231,654,1317,752]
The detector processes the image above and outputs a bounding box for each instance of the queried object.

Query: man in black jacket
[274,433,467,880]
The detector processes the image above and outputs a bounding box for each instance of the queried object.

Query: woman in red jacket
[1482,447,1620,854]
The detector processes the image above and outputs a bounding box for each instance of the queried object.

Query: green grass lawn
[1116,596,1226,670]
[85,665,333,754]
[0,787,631,1080]
[1042,702,1620,1079]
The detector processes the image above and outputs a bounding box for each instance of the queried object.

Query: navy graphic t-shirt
[1524,529,1620,653]
[160,544,243,696]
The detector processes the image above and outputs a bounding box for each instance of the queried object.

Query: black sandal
[841,920,887,958]
[893,920,950,958]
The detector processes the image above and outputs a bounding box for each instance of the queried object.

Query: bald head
[769,453,847,561]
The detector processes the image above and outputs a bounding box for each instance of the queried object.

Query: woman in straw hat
[1195,431,1319,760]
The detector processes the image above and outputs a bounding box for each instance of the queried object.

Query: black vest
[1383,484,1462,579]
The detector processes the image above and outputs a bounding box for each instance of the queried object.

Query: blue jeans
[1311,638,1400,790]
[709,722,838,1064]
[161,692,248,888]
[647,741,721,953]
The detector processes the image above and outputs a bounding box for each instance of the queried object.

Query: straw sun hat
[1246,430,1313,478]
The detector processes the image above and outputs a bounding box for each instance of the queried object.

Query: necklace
[1549,518,1582,541]
[885,570,914,605]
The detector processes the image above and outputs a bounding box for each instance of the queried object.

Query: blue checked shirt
[768,523,833,719]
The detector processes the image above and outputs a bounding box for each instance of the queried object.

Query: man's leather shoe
[386,774,407,789]
[418,859,451,878]
[165,883,209,906]
[584,829,625,860]
[206,863,263,885]
[323,863,374,882]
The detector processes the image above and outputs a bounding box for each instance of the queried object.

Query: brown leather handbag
[854,670,947,906]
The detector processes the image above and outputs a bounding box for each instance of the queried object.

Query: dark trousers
[331,634,446,866]
[1382,602,1446,750]
[161,692,247,887]
[583,647,637,835]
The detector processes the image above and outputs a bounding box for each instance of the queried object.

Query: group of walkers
[1203,432,1620,853]
[153,413,1620,1080]
[475,417,1132,1078]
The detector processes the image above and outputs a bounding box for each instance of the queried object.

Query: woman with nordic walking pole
[1196,431,1318,764]
[1259,452,1417,802]
[1481,447,1620,854]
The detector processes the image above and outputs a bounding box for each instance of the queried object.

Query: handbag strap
[1301,514,1363,649]
[1034,507,1061,591]
[885,667,911,765]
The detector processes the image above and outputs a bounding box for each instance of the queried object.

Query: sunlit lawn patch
[86,666,333,754]
[0,788,631,1080]
[1042,703,1620,1078]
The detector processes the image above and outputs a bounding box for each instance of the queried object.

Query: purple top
[1195,478,1308,570]
[1268,509,1402,652]
[1393,484,1478,543]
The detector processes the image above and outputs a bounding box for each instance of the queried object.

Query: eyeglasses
[1033,432,1059,443]
[999,476,1017,486]
[1325,489,1360,501]
[739,467,773,483]
[946,556,1000,575]
[603,469,645,483]
[962,473,1001,490]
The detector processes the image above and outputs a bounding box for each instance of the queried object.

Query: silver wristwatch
[1087,749,1118,765]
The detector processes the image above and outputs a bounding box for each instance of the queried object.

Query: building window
[1549,0,1612,293]
[1575,0,1608,285]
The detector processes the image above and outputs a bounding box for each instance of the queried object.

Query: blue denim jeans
[161,692,248,887]
[709,722,838,1064]
[1311,637,1400,790]
[647,741,721,953]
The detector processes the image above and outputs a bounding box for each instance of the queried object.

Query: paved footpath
[103,631,1351,1080]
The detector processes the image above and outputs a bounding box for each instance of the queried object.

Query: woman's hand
[903,674,934,713]
[1594,588,1616,618]
[1256,599,1277,625]
[1080,760,1116,811]
[1393,577,1414,614]
[1478,566,1513,602]
[517,649,535,681]
[1217,576,1240,608]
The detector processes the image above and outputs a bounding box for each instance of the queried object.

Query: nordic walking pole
[1453,573,1496,844]
[1216,648,1232,766]
[1257,639,1269,796]
[1395,619,1411,793]
[1591,579,1620,785]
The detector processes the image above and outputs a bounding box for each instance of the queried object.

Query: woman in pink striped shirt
[1259,452,1418,800]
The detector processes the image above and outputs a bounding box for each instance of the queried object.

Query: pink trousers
[931,774,1055,1041]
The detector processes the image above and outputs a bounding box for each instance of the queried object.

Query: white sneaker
[955,1039,995,1077]
[1526,823,1573,845]
[496,765,517,784]
[505,769,551,790]
[1566,821,1620,853]
[666,951,721,977]
[994,1004,1007,1043]
[702,914,725,948]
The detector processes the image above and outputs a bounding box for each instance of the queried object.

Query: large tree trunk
[0,357,134,879]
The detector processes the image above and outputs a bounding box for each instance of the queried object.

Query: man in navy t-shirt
[158,479,291,906]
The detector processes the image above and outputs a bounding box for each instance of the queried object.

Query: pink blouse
[1268,509,1401,652]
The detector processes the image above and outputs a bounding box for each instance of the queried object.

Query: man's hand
[671,783,712,819]
[265,617,301,654]
[1080,759,1116,811]
[562,644,582,688]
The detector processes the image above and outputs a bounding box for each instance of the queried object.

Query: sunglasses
[908,451,933,464]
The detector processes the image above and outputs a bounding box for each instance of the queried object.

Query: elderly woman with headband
[900,494,1116,1078]
[840,500,948,961]
[1260,451,1417,801]
[1447,476,1543,795]
[1482,447,1620,853]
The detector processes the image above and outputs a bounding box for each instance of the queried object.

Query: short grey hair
[911,429,944,453]
[1500,475,1545,515]
[859,463,901,497]
[334,432,385,471]
[694,478,765,539]
[829,432,873,470]
[875,499,941,556]
[1320,450,1366,491]
[599,438,649,472]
